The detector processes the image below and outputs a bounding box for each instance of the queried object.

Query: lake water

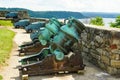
[79,18,115,27]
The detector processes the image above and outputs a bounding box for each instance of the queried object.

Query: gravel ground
[0,28,120,80]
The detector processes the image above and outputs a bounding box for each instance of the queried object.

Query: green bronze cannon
[18,18,63,55]
[19,17,85,76]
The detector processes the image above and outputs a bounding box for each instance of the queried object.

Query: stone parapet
[17,10,29,19]
[0,10,29,19]
[81,24,120,74]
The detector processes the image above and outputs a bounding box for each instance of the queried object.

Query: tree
[110,15,120,28]
[90,16,104,26]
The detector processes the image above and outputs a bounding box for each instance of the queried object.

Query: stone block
[82,41,85,45]
[90,57,99,66]
[90,41,94,46]
[0,11,9,17]
[101,55,110,65]
[96,48,103,54]
[110,54,120,60]
[107,66,118,74]
[111,49,120,54]
[81,32,87,41]
[102,50,110,57]
[91,53,100,60]
[112,39,120,44]
[94,42,100,48]
[87,54,93,61]
[110,44,118,50]
[91,46,96,49]
[82,47,89,53]
[98,61,106,70]
[111,60,120,68]
[95,35,103,43]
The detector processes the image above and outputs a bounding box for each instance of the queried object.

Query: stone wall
[80,25,120,75]
[17,10,29,19]
[0,11,9,17]
[0,10,29,19]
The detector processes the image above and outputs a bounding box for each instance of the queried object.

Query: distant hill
[81,12,120,18]
[0,7,86,19]
[29,11,86,19]
[1,7,119,18]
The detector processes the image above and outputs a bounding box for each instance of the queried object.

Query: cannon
[5,12,18,19]
[18,41,48,55]
[19,17,85,76]
[18,18,63,55]
[14,19,30,28]
[25,21,46,33]
[18,30,41,48]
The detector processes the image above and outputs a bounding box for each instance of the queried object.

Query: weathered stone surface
[111,60,120,68]
[95,36,103,43]
[81,32,87,41]
[107,66,120,74]
[0,10,29,19]
[112,39,120,45]
[98,61,106,70]
[102,50,110,57]
[110,53,120,60]
[79,25,120,74]
[94,42,100,47]
[101,55,110,65]
[112,32,120,39]
[110,44,118,50]
[0,11,9,17]
[82,47,89,52]
[111,49,120,54]
[96,48,103,54]
[18,10,29,19]
[91,53,100,60]
[90,41,94,46]
[82,41,85,45]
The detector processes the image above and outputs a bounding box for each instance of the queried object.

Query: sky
[0,0,120,13]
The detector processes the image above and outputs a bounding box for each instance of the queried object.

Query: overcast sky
[0,0,120,13]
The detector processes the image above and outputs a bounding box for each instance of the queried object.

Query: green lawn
[0,75,3,80]
[0,28,15,65]
[0,20,13,27]
[0,20,15,79]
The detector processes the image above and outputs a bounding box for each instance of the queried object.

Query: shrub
[110,15,120,28]
[90,16,104,26]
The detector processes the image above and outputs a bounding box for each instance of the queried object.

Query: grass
[0,20,13,27]
[0,20,14,79]
[0,75,3,80]
[0,28,15,65]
